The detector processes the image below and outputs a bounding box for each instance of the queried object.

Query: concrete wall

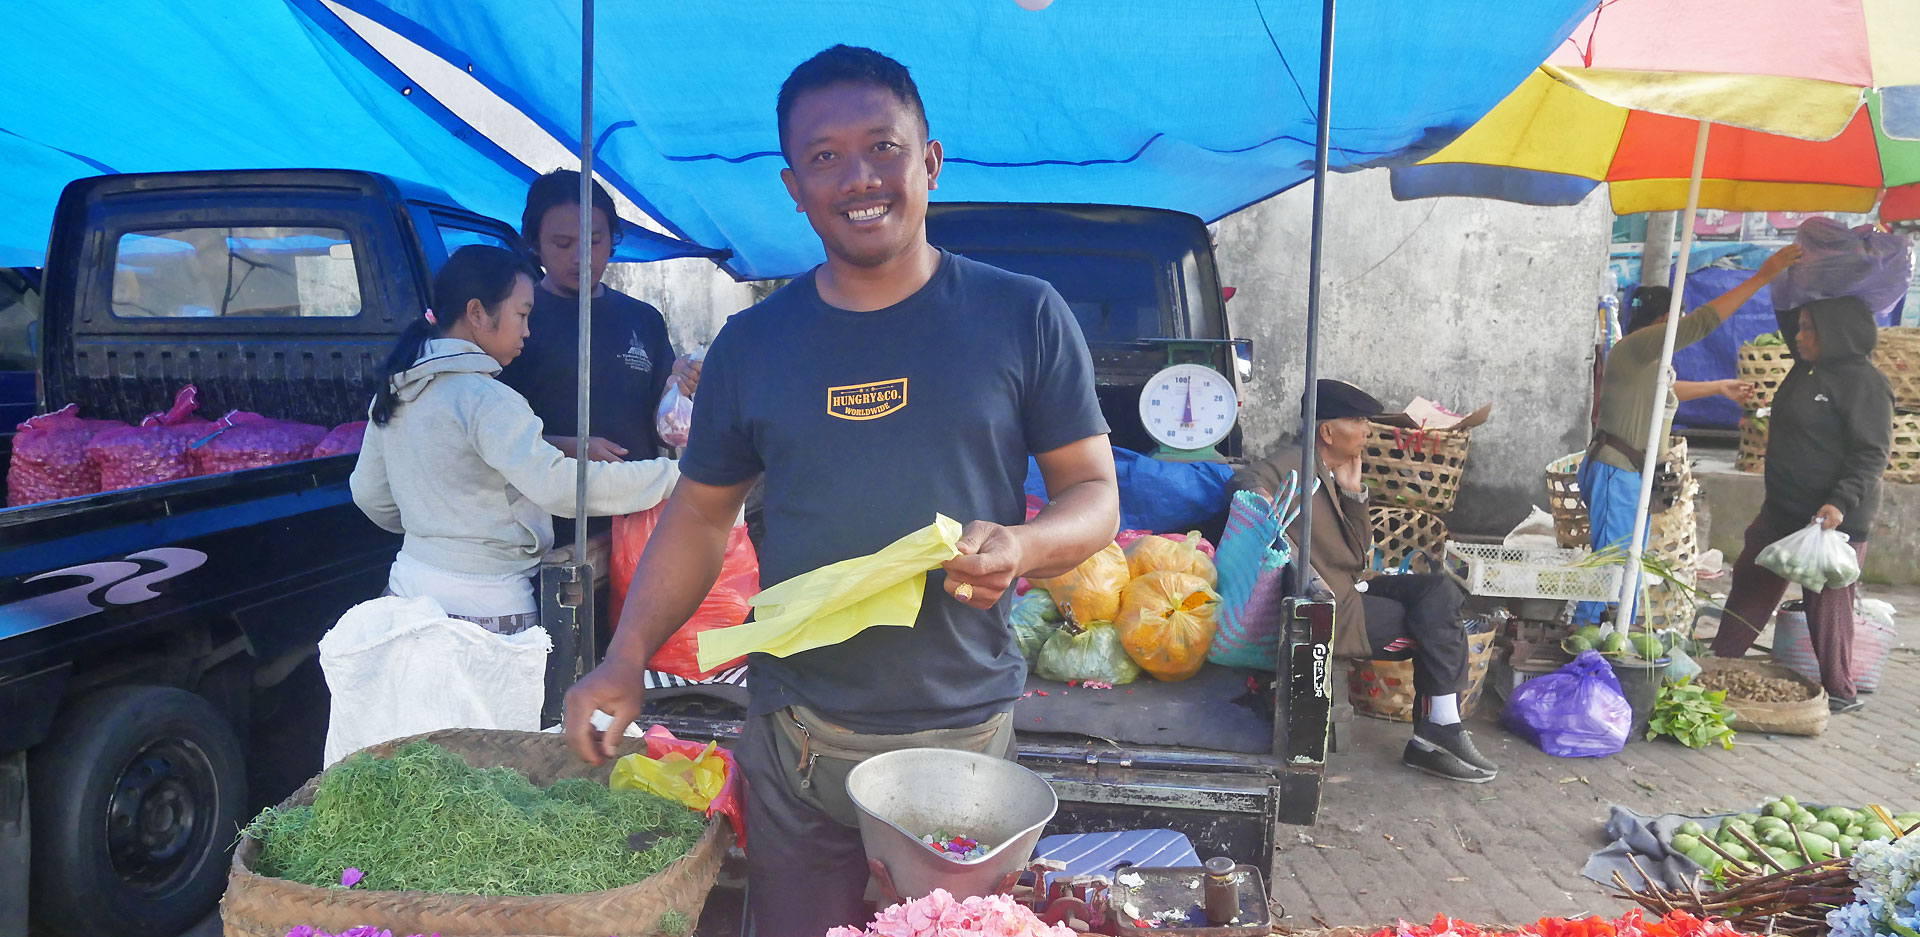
[1210,171,1614,537]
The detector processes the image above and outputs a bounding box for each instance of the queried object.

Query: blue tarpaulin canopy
[333,0,1596,279]
[0,1,719,268]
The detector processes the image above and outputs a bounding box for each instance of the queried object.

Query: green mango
[1756,815,1790,833]
[1809,821,1842,840]
[1563,635,1595,654]
[1845,824,1865,838]
[1838,840,1853,858]
[1670,833,1701,854]
[1780,796,1800,809]
[1684,845,1717,868]
[1863,823,1894,842]
[1574,625,1603,646]
[1798,832,1835,859]
[1679,821,1707,838]
[1764,829,1796,849]
[1818,806,1856,826]
[1768,847,1798,867]
[1738,813,1762,825]
[1765,801,1794,820]
[1601,631,1629,655]
[1790,808,1818,827]
[1721,842,1750,861]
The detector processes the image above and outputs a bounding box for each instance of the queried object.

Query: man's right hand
[1718,379,1757,405]
[564,655,650,765]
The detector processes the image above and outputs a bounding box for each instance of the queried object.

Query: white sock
[1427,693,1461,726]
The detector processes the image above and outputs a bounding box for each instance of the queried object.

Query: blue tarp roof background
[0,1,716,268]
[335,0,1597,279]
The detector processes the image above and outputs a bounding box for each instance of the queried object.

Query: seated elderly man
[1231,380,1497,783]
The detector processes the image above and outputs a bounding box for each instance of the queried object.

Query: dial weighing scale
[1136,340,1245,463]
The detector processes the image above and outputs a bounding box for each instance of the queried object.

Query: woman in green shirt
[1576,244,1802,626]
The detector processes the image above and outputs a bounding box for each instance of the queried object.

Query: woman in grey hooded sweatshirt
[350,245,680,633]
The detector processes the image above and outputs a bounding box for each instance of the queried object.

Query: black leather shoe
[1403,738,1497,783]
[1415,721,1499,774]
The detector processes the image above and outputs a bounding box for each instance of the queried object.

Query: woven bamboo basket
[1886,412,1920,483]
[1696,656,1828,737]
[1368,506,1449,570]
[1736,343,1795,409]
[1544,452,1588,548]
[1347,626,1497,722]
[221,729,732,937]
[1360,423,1471,514]
[1737,410,1768,473]
[1871,326,1920,409]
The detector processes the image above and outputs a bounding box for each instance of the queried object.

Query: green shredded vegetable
[245,741,705,896]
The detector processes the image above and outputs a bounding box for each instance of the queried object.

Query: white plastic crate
[1443,541,1622,601]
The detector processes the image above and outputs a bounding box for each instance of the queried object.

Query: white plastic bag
[318,596,551,767]
[1503,505,1560,550]
[1755,521,1861,593]
[654,344,705,449]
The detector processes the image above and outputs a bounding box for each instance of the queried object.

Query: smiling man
[563,45,1120,933]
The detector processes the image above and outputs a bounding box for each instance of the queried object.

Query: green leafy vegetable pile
[246,741,705,896]
[1647,677,1737,751]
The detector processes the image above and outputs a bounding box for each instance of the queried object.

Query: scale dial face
[1139,363,1238,451]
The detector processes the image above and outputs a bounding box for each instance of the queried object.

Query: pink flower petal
[340,867,365,889]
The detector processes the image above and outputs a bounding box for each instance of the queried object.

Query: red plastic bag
[609,505,760,679]
[310,421,368,458]
[188,410,328,475]
[643,725,746,846]
[86,386,209,492]
[6,405,126,506]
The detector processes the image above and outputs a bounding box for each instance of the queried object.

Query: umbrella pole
[1611,118,1709,636]
[1293,0,1335,591]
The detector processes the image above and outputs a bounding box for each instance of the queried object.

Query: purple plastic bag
[1502,650,1631,757]
[1770,217,1914,319]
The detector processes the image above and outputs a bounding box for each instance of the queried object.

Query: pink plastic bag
[1116,528,1217,559]
[87,386,209,492]
[188,410,328,475]
[6,405,126,506]
[310,421,367,458]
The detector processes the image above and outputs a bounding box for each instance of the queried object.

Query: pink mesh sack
[310,421,368,459]
[6,405,126,506]
[188,410,328,475]
[87,386,209,492]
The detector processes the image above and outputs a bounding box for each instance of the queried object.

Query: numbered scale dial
[1139,363,1239,454]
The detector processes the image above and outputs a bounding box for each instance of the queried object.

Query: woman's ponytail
[370,317,440,426]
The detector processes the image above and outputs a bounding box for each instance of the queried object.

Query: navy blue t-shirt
[682,250,1107,733]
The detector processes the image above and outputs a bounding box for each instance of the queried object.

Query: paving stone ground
[1268,582,1920,931]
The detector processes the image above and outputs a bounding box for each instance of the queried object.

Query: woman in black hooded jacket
[1710,296,1893,713]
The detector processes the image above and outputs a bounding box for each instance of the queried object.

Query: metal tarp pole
[1293,0,1335,592]
[1612,119,1709,635]
[574,0,593,568]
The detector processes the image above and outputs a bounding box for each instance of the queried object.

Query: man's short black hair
[1626,285,1672,335]
[776,45,929,163]
[521,168,622,248]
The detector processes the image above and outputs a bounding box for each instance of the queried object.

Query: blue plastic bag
[1502,650,1632,758]
[1025,447,1232,534]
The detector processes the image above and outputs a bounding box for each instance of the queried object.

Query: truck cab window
[0,267,37,370]
[958,250,1168,343]
[436,223,513,258]
[110,226,362,318]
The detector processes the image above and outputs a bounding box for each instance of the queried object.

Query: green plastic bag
[1011,591,1062,659]
[1033,621,1142,684]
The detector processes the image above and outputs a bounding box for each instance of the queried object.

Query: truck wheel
[28,686,246,937]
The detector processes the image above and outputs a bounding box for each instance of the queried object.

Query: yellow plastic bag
[1114,570,1220,682]
[1033,542,1130,623]
[1123,531,1218,586]
[696,515,963,672]
[610,741,727,811]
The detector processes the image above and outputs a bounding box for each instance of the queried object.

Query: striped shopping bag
[1208,476,1303,670]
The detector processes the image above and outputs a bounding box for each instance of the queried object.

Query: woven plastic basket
[1872,326,1920,410]
[1697,656,1828,737]
[1737,410,1768,474]
[1360,423,1470,514]
[1444,542,1621,601]
[1887,412,1920,483]
[1736,343,1794,409]
[221,728,732,937]
[1346,625,1497,722]
[1368,506,1449,570]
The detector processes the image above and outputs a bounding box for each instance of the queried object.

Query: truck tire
[27,686,246,937]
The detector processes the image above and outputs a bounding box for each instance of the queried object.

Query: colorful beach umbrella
[1388,0,1920,635]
